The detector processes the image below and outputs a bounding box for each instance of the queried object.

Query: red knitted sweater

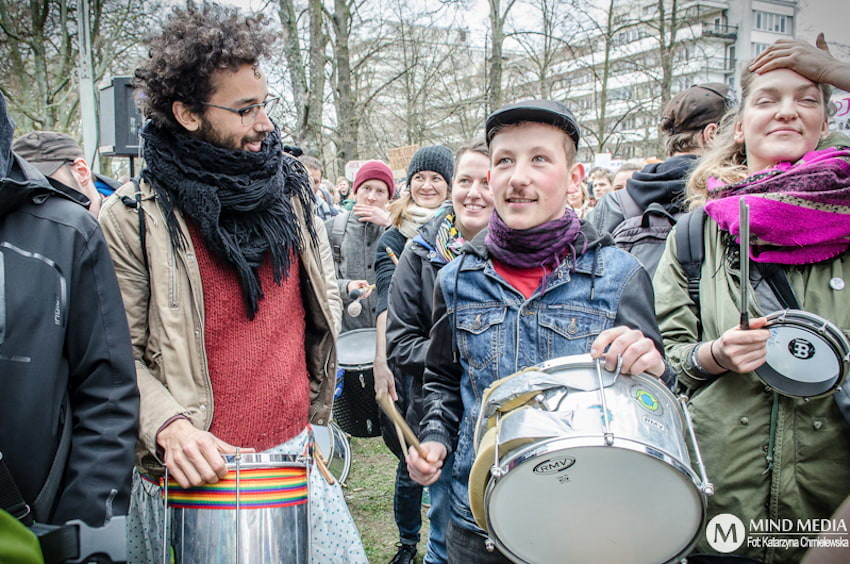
[190,224,310,451]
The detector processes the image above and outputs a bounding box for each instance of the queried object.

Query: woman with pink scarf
[653,50,850,563]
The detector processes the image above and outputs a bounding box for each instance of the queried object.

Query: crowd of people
[2,1,850,563]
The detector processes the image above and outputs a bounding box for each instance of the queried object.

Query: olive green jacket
[654,219,850,563]
[100,179,341,475]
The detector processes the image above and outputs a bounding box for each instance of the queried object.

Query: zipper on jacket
[1,241,68,327]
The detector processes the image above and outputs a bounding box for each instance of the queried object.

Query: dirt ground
[343,436,430,563]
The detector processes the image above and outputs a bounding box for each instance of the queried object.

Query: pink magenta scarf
[704,141,850,264]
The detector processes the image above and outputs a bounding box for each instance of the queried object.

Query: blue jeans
[423,453,453,564]
[393,458,422,545]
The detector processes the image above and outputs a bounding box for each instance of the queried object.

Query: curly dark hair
[134,1,275,129]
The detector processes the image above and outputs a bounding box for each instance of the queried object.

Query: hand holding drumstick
[374,392,427,460]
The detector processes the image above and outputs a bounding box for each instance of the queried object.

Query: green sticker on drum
[633,388,661,413]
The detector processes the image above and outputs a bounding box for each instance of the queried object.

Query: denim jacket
[419,222,674,532]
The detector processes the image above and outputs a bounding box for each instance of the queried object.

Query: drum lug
[490,465,506,479]
[702,483,715,497]
[484,538,496,552]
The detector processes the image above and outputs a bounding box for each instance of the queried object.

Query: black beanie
[406,145,454,188]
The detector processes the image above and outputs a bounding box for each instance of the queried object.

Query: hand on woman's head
[749,34,850,92]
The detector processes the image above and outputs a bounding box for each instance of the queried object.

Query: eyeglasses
[202,97,279,126]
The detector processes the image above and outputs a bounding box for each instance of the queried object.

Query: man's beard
[196,117,267,151]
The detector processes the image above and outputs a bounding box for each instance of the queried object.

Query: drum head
[758,315,846,398]
[337,329,377,368]
[486,438,703,564]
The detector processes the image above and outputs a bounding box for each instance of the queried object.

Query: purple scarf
[704,144,850,264]
[485,209,583,271]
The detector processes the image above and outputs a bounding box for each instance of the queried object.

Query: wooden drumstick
[313,448,336,486]
[375,393,427,459]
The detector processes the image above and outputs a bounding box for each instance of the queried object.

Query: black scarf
[141,122,316,320]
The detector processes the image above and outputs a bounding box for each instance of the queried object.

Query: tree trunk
[332,0,357,170]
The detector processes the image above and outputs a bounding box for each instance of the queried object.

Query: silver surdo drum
[469,354,713,564]
[163,452,310,563]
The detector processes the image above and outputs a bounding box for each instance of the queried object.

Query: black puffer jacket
[385,206,453,452]
[0,153,139,526]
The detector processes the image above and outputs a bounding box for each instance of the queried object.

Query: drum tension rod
[595,357,619,446]
[491,411,505,479]
[235,447,241,563]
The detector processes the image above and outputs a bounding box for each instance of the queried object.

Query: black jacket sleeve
[614,262,677,389]
[52,222,139,526]
[418,279,464,452]
[386,249,436,430]
[375,228,405,315]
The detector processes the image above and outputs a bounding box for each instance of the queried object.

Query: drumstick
[739,198,751,330]
[385,247,399,265]
[394,422,409,456]
[313,448,336,486]
[375,393,427,459]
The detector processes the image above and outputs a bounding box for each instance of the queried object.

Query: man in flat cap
[13,131,104,216]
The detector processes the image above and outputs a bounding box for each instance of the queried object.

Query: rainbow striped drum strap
[160,466,308,510]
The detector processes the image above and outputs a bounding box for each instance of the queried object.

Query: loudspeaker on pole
[98,76,143,158]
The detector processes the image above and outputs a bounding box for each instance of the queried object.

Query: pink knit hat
[353,160,395,199]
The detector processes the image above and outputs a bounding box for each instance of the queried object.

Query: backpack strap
[674,207,706,308]
[640,202,678,228]
[0,393,71,526]
[617,188,643,220]
[330,211,349,264]
[119,177,149,274]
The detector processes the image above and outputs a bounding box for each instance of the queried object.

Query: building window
[753,10,790,34]
[752,42,769,56]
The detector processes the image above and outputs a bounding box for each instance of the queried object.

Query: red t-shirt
[492,258,547,299]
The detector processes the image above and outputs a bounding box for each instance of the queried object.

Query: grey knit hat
[406,145,454,188]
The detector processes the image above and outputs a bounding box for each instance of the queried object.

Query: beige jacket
[100,179,341,474]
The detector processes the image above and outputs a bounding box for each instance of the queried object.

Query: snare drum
[469,354,712,564]
[333,328,383,437]
[757,309,850,398]
[165,453,310,563]
[312,422,352,484]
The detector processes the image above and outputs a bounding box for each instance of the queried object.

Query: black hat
[406,145,454,188]
[660,83,733,135]
[486,99,581,147]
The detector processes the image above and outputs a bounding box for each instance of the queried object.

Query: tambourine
[757,309,850,398]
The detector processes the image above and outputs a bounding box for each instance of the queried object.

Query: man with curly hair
[98,3,360,561]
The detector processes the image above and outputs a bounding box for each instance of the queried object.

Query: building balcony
[702,22,738,41]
